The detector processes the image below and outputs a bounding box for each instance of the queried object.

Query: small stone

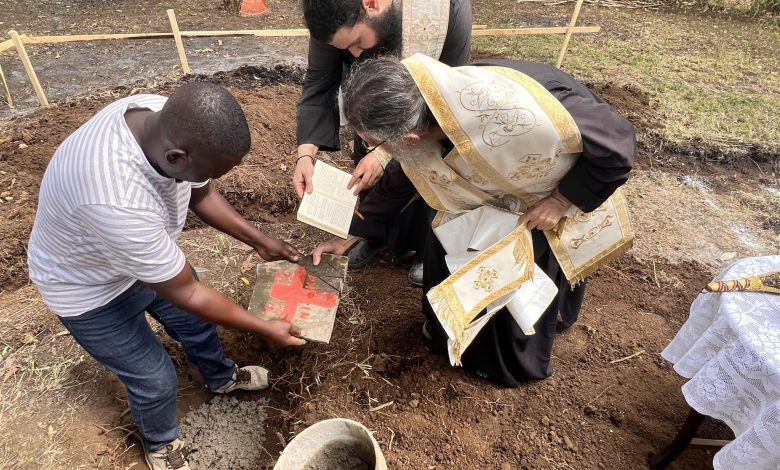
[502,463,511,470]
[409,399,419,408]
[4,196,13,202]
[563,435,576,452]
[541,416,551,426]
[18,143,28,149]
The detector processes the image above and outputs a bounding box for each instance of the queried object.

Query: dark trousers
[58,281,235,450]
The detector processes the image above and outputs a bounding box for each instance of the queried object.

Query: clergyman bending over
[314,55,636,387]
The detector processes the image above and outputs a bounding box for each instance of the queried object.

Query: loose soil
[1,67,776,470]
[0,1,778,468]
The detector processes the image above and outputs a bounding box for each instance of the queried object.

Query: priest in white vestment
[314,54,636,387]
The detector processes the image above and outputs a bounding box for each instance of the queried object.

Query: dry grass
[0,286,130,469]
[472,2,780,149]
[624,167,779,266]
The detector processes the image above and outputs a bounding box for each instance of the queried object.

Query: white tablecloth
[662,255,780,470]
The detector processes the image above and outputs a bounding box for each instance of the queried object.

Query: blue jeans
[58,281,236,451]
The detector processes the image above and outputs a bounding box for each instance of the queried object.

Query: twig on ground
[387,427,396,452]
[588,383,616,405]
[610,350,645,364]
[368,400,394,412]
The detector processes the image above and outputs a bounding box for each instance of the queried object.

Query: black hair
[161,82,251,158]
[301,0,364,42]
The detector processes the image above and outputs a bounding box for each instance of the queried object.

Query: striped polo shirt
[28,95,207,317]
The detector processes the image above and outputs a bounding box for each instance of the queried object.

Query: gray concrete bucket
[273,418,387,470]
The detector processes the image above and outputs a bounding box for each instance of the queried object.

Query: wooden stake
[8,30,48,107]
[0,38,15,53]
[7,26,601,47]
[166,9,191,74]
[473,26,598,36]
[0,64,13,108]
[556,0,585,68]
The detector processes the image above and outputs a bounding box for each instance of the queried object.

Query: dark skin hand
[147,261,306,347]
[189,183,300,262]
[142,182,306,348]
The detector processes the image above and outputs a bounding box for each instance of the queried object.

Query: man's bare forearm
[189,183,268,247]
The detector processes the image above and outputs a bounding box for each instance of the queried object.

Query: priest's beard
[390,136,445,169]
[363,4,402,57]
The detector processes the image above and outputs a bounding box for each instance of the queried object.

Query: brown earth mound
[0,70,735,469]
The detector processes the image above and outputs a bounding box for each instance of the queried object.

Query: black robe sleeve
[549,82,636,212]
[439,0,473,67]
[473,59,636,213]
[296,37,346,151]
[348,160,418,240]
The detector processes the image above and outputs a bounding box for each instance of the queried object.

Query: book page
[297,161,359,238]
[310,161,357,205]
[298,192,354,236]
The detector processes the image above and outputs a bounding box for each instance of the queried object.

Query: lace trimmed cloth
[662,255,780,470]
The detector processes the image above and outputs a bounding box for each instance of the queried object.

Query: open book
[297,160,358,239]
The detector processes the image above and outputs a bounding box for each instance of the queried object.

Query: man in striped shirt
[28,83,304,470]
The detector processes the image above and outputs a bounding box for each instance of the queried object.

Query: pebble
[563,435,577,452]
[610,411,624,427]
[502,463,511,470]
[409,399,420,408]
[541,415,551,426]
[18,143,28,149]
[4,196,12,202]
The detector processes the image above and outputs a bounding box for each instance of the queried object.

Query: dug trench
[1,67,770,469]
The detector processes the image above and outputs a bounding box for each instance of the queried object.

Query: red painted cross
[266,266,338,322]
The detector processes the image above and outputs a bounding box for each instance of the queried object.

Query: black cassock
[351,59,637,387]
[296,0,472,253]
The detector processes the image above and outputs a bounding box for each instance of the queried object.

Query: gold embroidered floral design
[467,172,489,186]
[570,215,614,249]
[473,266,499,292]
[507,154,558,181]
[428,170,452,189]
[458,82,537,147]
[572,205,608,223]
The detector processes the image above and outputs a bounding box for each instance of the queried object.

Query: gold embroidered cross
[474,266,499,292]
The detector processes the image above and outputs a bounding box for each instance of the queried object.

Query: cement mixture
[302,442,372,470]
[179,395,269,470]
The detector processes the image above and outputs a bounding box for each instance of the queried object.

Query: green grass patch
[472,14,780,146]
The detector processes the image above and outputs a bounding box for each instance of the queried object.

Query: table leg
[648,407,705,469]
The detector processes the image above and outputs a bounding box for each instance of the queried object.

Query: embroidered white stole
[397,54,634,364]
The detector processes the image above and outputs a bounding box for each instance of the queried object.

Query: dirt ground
[1,1,779,470]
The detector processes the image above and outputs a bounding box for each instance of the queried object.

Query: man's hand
[347,153,384,195]
[147,262,307,348]
[254,234,301,262]
[293,156,315,199]
[517,189,572,231]
[312,236,361,265]
[262,320,307,347]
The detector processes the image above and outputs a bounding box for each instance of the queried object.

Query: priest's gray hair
[343,57,435,145]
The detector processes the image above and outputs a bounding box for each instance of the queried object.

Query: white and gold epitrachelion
[398,54,634,365]
[370,0,452,169]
